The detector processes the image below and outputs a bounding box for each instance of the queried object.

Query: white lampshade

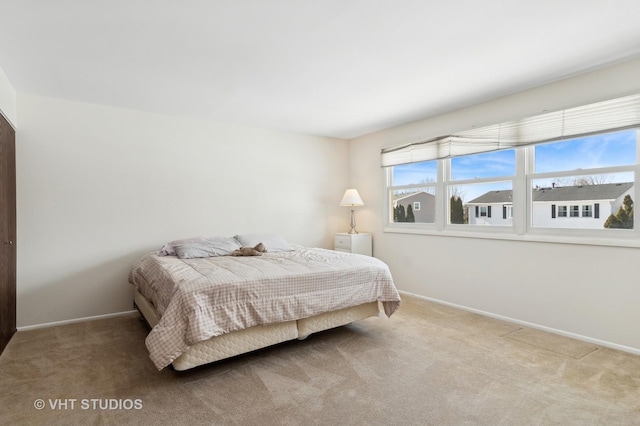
[339,189,364,207]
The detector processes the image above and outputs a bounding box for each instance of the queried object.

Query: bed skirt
[134,288,380,371]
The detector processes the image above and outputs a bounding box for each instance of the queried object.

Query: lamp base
[348,209,358,234]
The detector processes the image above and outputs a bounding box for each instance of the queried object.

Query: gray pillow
[174,237,242,259]
[157,237,205,256]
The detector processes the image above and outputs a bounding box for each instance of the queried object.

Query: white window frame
[444,151,516,232]
[384,129,640,248]
[413,202,421,211]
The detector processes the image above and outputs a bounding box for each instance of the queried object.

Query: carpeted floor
[1,295,639,425]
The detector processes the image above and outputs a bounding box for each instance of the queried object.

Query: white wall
[0,65,17,127]
[350,57,640,353]
[16,94,348,326]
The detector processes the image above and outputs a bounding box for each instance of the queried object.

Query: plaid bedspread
[129,247,401,369]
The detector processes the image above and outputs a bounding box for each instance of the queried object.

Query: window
[531,171,634,229]
[570,205,580,217]
[388,160,437,224]
[505,205,513,219]
[557,206,567,217]
[382,93,640,245]
[448,150,515,226]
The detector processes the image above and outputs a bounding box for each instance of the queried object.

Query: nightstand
[334,233,372,256]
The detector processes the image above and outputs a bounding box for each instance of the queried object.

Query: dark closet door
[0,112,16,354]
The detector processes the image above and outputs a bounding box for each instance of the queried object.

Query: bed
[129,234,401,371]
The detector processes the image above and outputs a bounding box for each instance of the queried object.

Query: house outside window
[392,189,436,223]
[531,181,632,229]
[466,190,512,226]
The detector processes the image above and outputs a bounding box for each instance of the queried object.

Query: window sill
[383,225,640,249]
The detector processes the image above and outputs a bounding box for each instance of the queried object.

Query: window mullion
[634,129,640,235]
[514,146,528,235]
[436,159,447,230]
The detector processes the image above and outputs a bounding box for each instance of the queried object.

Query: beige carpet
[1,296,640,425]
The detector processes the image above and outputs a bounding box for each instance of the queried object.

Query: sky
[392,129,637,203]
[534,129,636,173]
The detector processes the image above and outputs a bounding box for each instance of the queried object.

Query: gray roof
[467,182,633,204]
[532,182,633,202]
[468,190,512,204]
[394,191,435,202]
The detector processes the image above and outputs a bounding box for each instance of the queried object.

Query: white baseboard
[17,310,139,331]
[399,290,640,357]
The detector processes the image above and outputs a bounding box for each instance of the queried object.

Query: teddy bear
[231,242,267,256]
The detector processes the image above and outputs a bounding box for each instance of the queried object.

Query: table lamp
[340,189,364,234]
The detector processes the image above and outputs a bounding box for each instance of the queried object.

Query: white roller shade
[381,93,640,167]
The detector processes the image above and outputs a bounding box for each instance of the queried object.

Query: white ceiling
[1,0,640,139]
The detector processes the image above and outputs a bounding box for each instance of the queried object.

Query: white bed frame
[134,288,380,371]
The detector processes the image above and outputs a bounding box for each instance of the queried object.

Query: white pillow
[235,233,293,252]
